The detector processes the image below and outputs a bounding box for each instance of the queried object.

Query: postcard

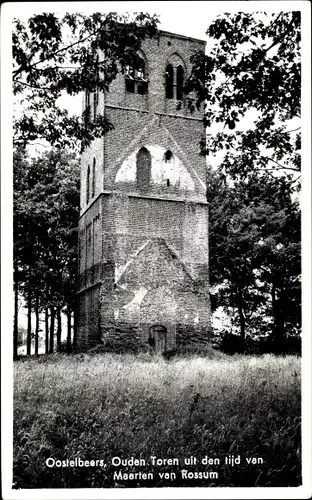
[1,1,311,499]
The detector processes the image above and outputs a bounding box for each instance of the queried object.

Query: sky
[11,2,305,120]
[3,0,310,332]
[10,1,294,158]
[11,1,224,145]
[12,1,222,116]
[9,1,305,38]
[9,1,227,40]
[11,1,305,134]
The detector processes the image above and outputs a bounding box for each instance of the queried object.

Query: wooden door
[149,324,167,353]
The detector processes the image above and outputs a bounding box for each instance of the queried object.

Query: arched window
[136,147,151,191]
[125,57,148,95]
[165,56,186,101]
[176,65,184,100]
[92,158,96,198]
[86,165,90,204]
[165,64,174,99]
[163,150,174,188]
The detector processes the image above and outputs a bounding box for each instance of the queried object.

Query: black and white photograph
[1,1,311,498]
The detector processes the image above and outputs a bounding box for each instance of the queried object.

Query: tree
[183,12,301,352]
[13,12,158,150]
[13,147,80,356]
[185,11,301,180]
[208,171,265,349]
[253,178,301,351]
[208,169,301,353]
[13,147,33,358]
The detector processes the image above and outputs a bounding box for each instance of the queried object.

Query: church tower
[77,29,210,352]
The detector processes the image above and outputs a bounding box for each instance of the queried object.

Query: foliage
[183,12,302,349]
[13,147,80,340]
[13,353,301,488]
[208,169,301,348]
[13,11,302,355]
[218,331,301,356]
[186,11,301,179]
[13,12,159,149]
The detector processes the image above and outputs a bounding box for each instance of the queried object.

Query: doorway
[149,324,167,353]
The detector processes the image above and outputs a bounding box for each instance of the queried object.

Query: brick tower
[77,29,210,352]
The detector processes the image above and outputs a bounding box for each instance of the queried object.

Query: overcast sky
[11,1,223,123]
[10,2,302,161]
[11,1,293,49]
[4,1,308,335]
[12,1,301,118]
[11,1,230,40]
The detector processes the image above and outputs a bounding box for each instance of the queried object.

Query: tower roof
[158,28,206,45]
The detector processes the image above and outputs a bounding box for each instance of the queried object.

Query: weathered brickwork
[77,29,211,352]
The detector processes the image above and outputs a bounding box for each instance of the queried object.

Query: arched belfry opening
[136,147,151,191]
[164,54,186,101]
[125,55,148,95]
[92,158,96,198]
[165,64,174,99]
[176,65,185,100]
[86,165,90,204]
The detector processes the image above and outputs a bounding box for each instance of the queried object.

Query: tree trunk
[27,285,32,356]
[13,267,19,360]
[45,308,49,354]
[272,281,285,354]
[237,289,246,353]
[56,307,62,351]
[49,306,55,353]
[275,311,285,353]
[73,310,77,351]
[66,310,72,353]
[271,281,277,352]
[35,293,39,355]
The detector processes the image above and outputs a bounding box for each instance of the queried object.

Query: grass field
[13,351,301,488]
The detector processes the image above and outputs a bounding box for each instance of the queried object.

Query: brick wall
[99,237,210,353]
[77,29,210,352]
[103,109,206,197]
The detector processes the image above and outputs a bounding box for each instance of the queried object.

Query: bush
[217,332,302,356]
[175,343,224,359]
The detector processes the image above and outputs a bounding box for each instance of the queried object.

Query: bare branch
[288,174,301,184]
[244,144,300,173]
[28,142,50,148]
[280,127,301,135]
[267,12,283,32]
[14,80,57,91]
[263,14,296,55]
[13,30,97,80]
[266,156,299,172]
[257,168,276,179]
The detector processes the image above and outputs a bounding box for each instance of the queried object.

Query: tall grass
[13,352,301,488]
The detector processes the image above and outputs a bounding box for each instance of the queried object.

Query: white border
[1,2,311,499]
